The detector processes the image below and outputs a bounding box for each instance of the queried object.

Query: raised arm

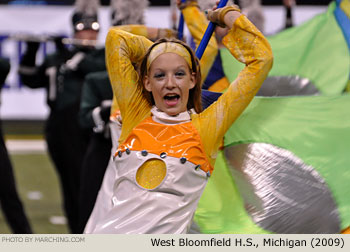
[105,28,153,143]
[179,0,218,81]
[192,8,273,166]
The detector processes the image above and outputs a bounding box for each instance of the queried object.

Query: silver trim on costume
[89,151,208,234]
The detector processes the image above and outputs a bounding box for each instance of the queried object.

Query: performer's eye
[154,73,165,79]
[175,71,185,77]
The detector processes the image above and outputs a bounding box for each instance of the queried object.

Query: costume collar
[151,106,194,124]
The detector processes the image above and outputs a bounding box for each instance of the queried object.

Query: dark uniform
[0,57,32,234]
[19,42,106,233]
[78,71,113,233]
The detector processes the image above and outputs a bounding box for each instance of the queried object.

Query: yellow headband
[147,42,193,71]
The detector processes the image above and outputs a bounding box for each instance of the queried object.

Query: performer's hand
[206,2,241,28]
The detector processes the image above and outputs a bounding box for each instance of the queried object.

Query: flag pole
[195,0,228,59]
[178,0,186,40]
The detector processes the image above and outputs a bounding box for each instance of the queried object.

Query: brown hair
[139,38,202,114]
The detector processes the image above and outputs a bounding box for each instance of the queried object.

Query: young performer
[78,0,152,233]
[87,2,273,233]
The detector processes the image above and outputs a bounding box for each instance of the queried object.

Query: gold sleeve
[182,5,218,82]
[192,15,274,166]
[106,28,153,144]
[108,25,148,115]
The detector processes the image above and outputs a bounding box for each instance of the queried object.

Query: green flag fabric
[195,1,350,234]
[195,95,350,233]
[220,1,350,95]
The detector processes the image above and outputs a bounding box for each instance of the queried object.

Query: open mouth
[164,94,180,106]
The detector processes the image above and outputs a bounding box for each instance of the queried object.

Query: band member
[0,57,32,234]
[18,0,105,233]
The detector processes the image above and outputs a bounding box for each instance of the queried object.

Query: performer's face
[74,29,98,41]
[144,52,195,116]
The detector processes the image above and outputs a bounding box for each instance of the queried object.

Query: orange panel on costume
[116,117,213,174]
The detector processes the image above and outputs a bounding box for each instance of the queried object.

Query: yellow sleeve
[182,5,218,82]
[192,15,273,166]
[109,25,148,116]
[106,28,153,144]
